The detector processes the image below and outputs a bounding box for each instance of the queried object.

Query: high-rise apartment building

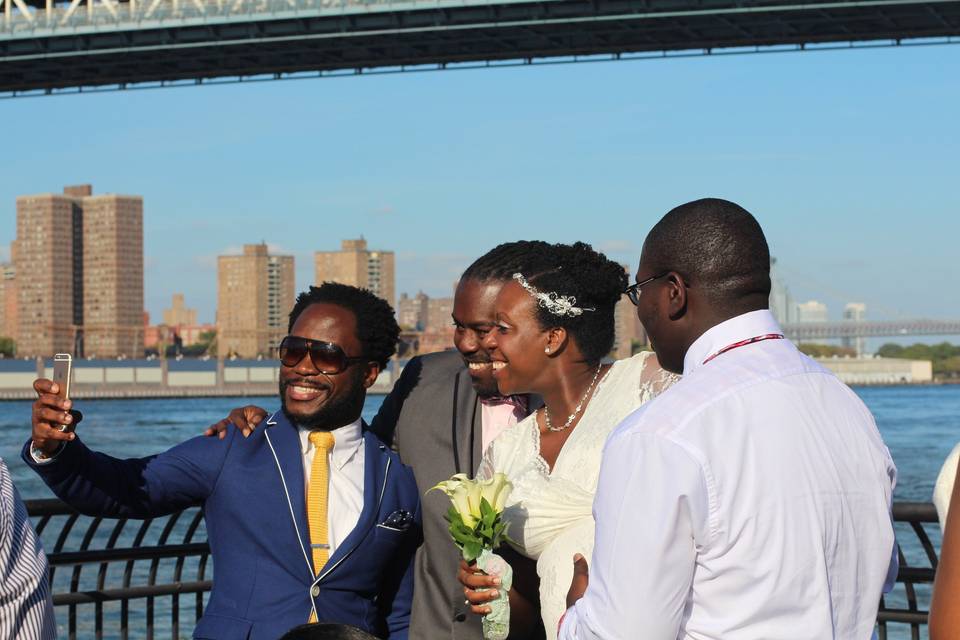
[82,193,144,357]
[397,291,429,330]
[163,293,198,327]
[425,296,454,333]
[217,243,295,358]
[842,302,867,356]
[315,238,395,305]
[769,257,796,326]
[0,262,16,341]
[796,300,829,324]
[14,185,143,357]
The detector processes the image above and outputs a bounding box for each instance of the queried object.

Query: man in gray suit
[213,242,545,639]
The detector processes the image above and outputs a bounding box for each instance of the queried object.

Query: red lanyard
[702,333,784,365]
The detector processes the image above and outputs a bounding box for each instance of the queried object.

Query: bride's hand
[457,559,502,615]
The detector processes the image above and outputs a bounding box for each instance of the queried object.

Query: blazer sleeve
[380,480,423,639]
[20,429,237,519]
[370,356,424,449]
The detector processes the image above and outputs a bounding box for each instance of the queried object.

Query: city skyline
[1,44,957,330]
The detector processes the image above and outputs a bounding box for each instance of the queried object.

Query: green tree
[876,342,960,379]
[798,343,856,358]
[0,336,14,357]
[198,330,217,356]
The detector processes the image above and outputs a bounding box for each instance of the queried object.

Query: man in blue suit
[24,283,420,640]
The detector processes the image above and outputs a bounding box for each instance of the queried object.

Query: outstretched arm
[24,378,234,519]
[203,405,269,439]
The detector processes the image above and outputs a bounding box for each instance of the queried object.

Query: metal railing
[27,499,212,640]
[879,501,940,640]
[27,499,940,639]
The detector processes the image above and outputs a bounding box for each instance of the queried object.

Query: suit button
[311,586,320,597]
[455,613,467,622]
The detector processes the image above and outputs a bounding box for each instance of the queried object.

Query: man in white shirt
[561,198,897,639]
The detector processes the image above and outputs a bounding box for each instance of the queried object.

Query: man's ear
[665,272,688,321]
[362,362,381,388]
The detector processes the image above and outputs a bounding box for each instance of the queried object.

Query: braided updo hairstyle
[508,241,627,364]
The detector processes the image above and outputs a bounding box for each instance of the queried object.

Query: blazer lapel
[263,410,314,579]
[452,368,481,476]
[317,428,385,581]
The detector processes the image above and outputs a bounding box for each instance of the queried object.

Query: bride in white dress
[459,242,675,639]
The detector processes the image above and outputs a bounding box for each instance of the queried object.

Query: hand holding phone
[30,356,79,459]
[52,354,74,433]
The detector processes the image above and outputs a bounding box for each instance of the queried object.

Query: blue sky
[1,44,958,327]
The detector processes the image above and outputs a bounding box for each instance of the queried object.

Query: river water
[1,385,957,638]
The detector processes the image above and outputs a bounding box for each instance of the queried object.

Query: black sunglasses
[624,272,670,305]
[278,336,366,374]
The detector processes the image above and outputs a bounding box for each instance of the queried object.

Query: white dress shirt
[298,418,365,558]
[560,310,898,640]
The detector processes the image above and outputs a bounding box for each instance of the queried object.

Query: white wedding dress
[477,351,676,639]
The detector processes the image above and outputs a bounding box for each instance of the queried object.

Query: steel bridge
[783,319,960,341]
[1,0,959,96]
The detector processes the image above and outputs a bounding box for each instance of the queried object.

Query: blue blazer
[22,410,421,640]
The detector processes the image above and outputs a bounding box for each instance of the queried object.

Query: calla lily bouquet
[430,472,514,640]
[431,472,513,562]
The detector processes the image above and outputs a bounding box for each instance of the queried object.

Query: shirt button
[311,586,320,597]
[454,613,467,622]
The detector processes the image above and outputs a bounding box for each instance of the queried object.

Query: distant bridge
[2,0,959,96]
[783,319,960,341]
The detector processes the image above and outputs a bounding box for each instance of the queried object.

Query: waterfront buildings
[13,184,143,358]
[842,302,868,356]
[613,264,646,360]
[797,300,830,324]
[144,294,213,353]
[315,238,395,305]
[816,355,931,384]
[397,291,429,330]
[217,243,294,358]
[395,290,454,355]
[0,262,15,340]
[163,293,197,327]
[769,257,797,326]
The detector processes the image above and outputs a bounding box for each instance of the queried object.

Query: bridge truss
[1,0,959,96]
[783,319,960,341]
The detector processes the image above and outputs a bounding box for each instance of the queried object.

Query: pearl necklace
[544,363,603,433]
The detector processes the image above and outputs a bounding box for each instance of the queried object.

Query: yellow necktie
[307,431,336,576]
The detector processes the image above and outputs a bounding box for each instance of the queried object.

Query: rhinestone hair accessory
[512,272,596,318]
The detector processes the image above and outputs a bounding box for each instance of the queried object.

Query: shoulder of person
[381,444,420,496]
[365,430,412,470]
[393,351,465,391]
[412,350,465,377]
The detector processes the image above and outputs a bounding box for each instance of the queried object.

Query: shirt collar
[298,417,364,471]
[683,309,783,376]
[480,394,529,412]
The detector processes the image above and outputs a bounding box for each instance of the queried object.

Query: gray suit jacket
[371,350,484,640]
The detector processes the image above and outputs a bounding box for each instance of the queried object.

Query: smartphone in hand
[52,353,74,433]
